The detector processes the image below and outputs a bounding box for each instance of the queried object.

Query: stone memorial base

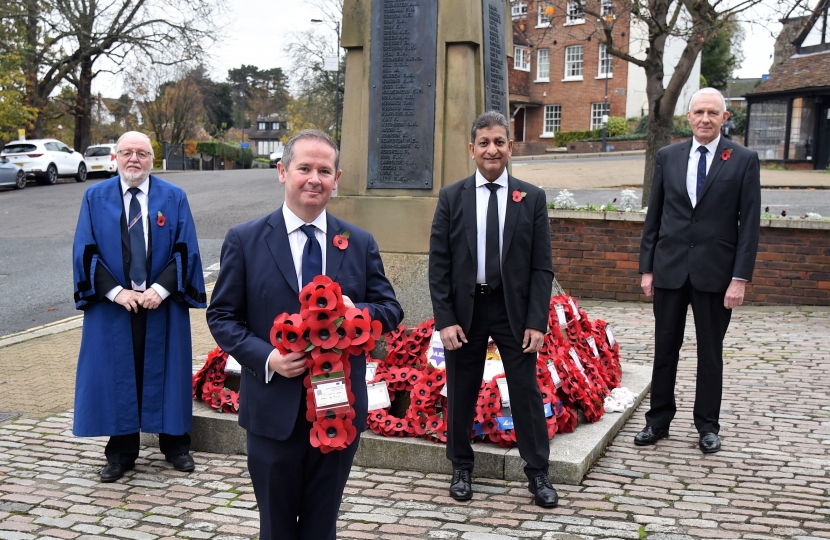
[143,363,651,485]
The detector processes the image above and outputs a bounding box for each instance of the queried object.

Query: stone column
[330,0,512,325]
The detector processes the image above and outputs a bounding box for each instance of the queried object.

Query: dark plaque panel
[482,0,508,115]
[367,0,437,189]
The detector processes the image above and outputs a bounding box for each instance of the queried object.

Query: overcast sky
[95,0,779,96]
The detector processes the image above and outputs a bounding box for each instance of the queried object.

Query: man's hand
[522,328,545,353]
[641,272,654,298]
[267,350,307,378]
[724,279,746,309]
[140,288,163,309]
[342,295,356,309]
[439,325,468,351]
[113,290,143,312]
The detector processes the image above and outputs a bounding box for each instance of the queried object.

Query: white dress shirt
[265,205,328,382]
[686,135,720,208]
[475,169,508,284]
[105,177,170,301]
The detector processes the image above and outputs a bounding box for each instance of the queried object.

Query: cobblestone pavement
[1,302,829,539]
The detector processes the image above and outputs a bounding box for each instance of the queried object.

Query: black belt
[475,283,500,295]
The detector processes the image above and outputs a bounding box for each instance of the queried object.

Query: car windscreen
[86,147,113,157]
[2,144,37,154]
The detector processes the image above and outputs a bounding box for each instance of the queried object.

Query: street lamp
[311,18,342,147]
[601,51,611,153]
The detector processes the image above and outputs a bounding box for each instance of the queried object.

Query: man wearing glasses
[72,131,206,482]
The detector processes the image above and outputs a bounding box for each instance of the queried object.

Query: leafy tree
[227,65,290,128]
[0,23,36,141]
[189,65,235,137]
[130,66,206,144]
[701,21,744,91]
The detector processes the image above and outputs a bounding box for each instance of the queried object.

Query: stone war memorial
[177,0,650,486]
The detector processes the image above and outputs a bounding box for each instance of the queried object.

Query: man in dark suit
[636,88,761,454]
[206,130,403,540]
[429,111,557,508]
[72,131,206,483]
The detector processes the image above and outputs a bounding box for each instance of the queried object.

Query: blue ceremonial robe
[72,175,206,437]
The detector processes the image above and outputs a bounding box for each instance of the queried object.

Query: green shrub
[553,129,601,147]
[196,141,253,167]
[606,116,629,137]
[727,106,746,135]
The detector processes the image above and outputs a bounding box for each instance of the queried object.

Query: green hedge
[196,141,253,168]
[554,129,601,147]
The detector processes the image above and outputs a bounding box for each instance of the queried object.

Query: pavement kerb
[512,150,645,161]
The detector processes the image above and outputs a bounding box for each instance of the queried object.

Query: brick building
[508,0,699,150]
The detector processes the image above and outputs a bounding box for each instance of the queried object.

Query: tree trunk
[641,100,674,207]
[73,58,94,152]
[24,0,44,138]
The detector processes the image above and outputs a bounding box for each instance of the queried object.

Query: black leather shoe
[449,469,472,501]
[634,426,669,446]
[100,462,133,483]
[166,453,195,472]
[699,432,721,454]
[528,474,559,508]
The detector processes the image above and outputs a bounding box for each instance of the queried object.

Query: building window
[566,1,584,24]
[271,122,280,130]
[257,140,282,156]
[543,105,561,136]
[598,44,613,77]
[601,0,614,17]
[536,49,550,80]
[537,1,552,26]
[514,46,529,71]
[511,1,527,19]
[257,122,267,130]
[564,45,583,79]
[747,100,787,160]
[787,97,816,160]
[591,102,609,130]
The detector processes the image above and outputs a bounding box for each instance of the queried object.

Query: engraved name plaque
[367,0,437,189]
[482,0,508,115]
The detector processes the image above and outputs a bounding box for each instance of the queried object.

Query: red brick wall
[549,214,830,306]
[508,56,530,97]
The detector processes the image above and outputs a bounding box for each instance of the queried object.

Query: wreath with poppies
[194,293,622,449]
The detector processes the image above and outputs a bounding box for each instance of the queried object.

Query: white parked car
[84,143,118,177]
[0,138,88,185]
[269,147,284,168]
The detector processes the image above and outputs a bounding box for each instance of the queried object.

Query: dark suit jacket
[639,138,761,292]
[429,174,554,345]
[206,208,403,441]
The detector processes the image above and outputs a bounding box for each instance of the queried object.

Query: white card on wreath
[606,326,616,347]
[482,359,505,382]
[426,331,446,369]
[366,381,391,411]
[365,361,379,382]
[496,377,511,406]
[225,355,242,374]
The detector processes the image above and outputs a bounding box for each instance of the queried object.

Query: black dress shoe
[166,453,195,472]
[699,432,721,454]
[528,474,559,508]
[449,469,472,501]
[100,462,134,483]
[634,425,669,446]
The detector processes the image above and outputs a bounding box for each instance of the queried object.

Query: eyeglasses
[117,150,152,160]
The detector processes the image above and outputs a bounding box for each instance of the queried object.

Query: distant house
[724,78,761,109]
[243,116,287,157]
[745,0,830,169]
[507,0,699,150]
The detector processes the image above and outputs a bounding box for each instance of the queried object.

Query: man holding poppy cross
[207,129,403,540]
[428,111,558,508]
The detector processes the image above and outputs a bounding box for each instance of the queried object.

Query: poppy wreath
[271,275,383,454]
[192,346,240,414]
[367,319,449,443]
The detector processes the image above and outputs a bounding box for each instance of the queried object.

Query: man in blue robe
[72,131,206,483]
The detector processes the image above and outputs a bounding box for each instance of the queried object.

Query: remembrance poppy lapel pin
[512,190,527,202]
[721,148,733,161]
[156,211,166,227]
[333,230,351,250]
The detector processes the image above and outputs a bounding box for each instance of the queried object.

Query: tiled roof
[751,50,830,94]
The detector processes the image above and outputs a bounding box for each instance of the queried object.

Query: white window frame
[591,102,609,130]
[257,122,267,130]
[536,49,550,81]
[601,0,614,17]
[563,45,584,81]
[541,104,561,137]
[514,45,530,71]
[597,44,613,78]
[565,0,585,25]
[511,1,527,20]
[537,1,552,27]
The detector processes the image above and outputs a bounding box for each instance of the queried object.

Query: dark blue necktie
[484,182,501,290]
[127,187,147,287]
[300,224,322,287]
[695,146,708,204]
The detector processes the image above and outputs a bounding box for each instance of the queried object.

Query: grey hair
[470,111,511,143]
[688,88,728,112]
[115,131,154,155]
[282,129,340,172]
